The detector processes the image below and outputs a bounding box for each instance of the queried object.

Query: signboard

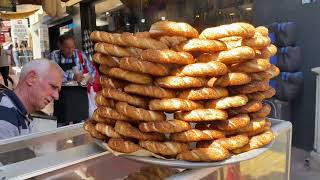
[0,0,15,11]
[11,19,29,41]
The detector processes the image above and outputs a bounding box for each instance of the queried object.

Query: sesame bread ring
[139,140,189,155]
[94,42,142,58]
[102,87,148,108]
[250,65,280,81]
[115,102,166,122]
[149,21,199,38]
[177,146,230,162]
[95,123,121,138]
[232,130,274,154]
[115,121,165,141]
[178,87,229,100]
[108,138,143,153]
[255,44,277,59]
[174,108,228,122]
[96,106,128,120]
[231,81,270,94]
[95,92,115,108]
[196,135,249,150]
[199,22,255,40]
[175,39,227,52]
[101,67,153,85]
[124,84,176,99]
[208,72,252,87]
[134,31,151,38]
[83,119,107,140]
[218,36,243,49]
[158,35,188,48]
[229,59,271,73]
[238,118,267,133]
[249,104,271,119]
[242,35,271,49]
[92,110,116,126]
[155,76,207,89]
[196,46,256,65]
[99,75,127,89]
[227,100,263,116]
[119,57,170,76]
[120,33,168,49]
[240,121,272,137]
[170,129,225,142]
[93,53,120,67]
[149,98,203,112]
[206,95,248,110]
[90,31,126,46]
[171,61,228,77]
[141,49,195,65]
[255,26,269,36]
[247,88,276,101]
[139,120,192,133]
[214,114,250,132]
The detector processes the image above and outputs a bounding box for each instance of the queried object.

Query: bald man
[0,59,63,140]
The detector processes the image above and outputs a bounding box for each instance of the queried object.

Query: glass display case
[0,119,291,180]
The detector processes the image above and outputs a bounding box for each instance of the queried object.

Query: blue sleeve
[49,51,74,82]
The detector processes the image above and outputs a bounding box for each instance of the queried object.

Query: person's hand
[74,73,84,83]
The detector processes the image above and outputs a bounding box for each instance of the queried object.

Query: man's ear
[25,71,38,86]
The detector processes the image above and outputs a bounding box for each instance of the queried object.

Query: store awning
[0,8,39,20]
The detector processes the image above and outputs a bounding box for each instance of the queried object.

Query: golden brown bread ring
[95,123,121,138]
[255,44,277,59]
[229,58,271,73]
[102,88,148,108]
[108,138,143,153]
[174,108,228,122]
[170,129,225,142]
[227,100,263,116]
[95,92,115,108]
[96,106,128,120]
[250,65,280,81]
[175,39,227,52]
[134,31,151,38]
[200,22,255,40]
[247,88,276,101]
[177,146,230,162]
[242,35,271,49]
[196,46,256,65]
[94,42,142,58]
[101,67,153,85]
[240,121,272,137]
[93,53,120,67]
[120,33,168,49]
[83,119,107,140]
[208,73,252,87]
[178,87,229,100]
[149,98,203,112]
[215,114,250,131]
[139,140,189,155]
[232,130,274,154]
[116,102,166,122]
[158,36,188,47]
[171,61,228,77]
[230,81,270,94]
[115,121,165,141]
[255,26,269,36]
[218,36,243,49]
[124,84,176,99]
[141,49,195,65]
[249,104,271,119]
[196,135,249,150]
[206,95,248,110]
[155,76,207,89]
[238,118,267,133]
[90,31,126,46]
[139,120,192,133]
[119,57,170,76]
[92,110,116,126]
[149,20,199,38]
[99,75,127,89]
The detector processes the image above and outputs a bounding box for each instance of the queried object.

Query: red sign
[0,34,5,43]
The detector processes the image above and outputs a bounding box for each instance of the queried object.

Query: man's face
[30,67,62,111]
[61,38,75,58]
